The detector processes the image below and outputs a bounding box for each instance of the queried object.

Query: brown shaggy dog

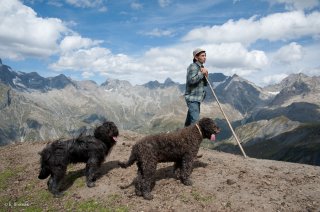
[119,117,220,200]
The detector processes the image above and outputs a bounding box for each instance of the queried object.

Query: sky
[0,0,319,86]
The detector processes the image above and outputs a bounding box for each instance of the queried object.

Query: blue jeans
[184,101,200,127]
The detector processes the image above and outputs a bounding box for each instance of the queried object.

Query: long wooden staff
[205,75,247,158]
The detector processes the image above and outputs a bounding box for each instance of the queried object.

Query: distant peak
[229,74,244,82]
[101,78,132,88]
[142,80,160,89]
[0,58,2,65]
[207,73,228,83]
[279,73,310,85]
[163,78,177,87]
[232,74,240,78]
[142,78,179,89]
[57,73,67,77]
[164,77,173,83]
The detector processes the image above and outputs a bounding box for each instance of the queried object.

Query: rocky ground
[0,131,320,211]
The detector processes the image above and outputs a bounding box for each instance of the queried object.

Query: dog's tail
[38,148,51,179]
[118,151,137,168]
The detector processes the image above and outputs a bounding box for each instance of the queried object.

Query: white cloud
[98,6,108,12]
[274,42,303,64]
[253,41,320,86]
[0,0,68,59]
[158,0,171,8]
[304,67,320,76]
[50,45,183,84]
[262,73,288,84]
[48,0,64,7]
[59,35,103,53]
[82,71,95,78]
[50,41,269,85]
[50,47,134,74]
[182,11,320,46]
[142,28,174,37]
[131,2,143,10]
[267,0,320,10]
[66,0,105,8]
[204,43,268,70]
[301,43,320,73]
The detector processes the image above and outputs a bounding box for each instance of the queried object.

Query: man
[184,48,208,127]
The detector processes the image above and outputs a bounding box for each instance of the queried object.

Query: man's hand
[201,67,208,77]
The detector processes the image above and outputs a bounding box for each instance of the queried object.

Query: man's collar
[195,61,203,67]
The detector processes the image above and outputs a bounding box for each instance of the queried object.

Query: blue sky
[0,0,319,86]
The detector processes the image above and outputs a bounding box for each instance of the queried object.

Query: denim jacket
[184,61,207,102]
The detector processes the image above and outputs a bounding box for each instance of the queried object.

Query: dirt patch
[1,131,320,211]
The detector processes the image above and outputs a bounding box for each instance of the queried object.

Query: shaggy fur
[38,121,119,197]
[119,117,220,200]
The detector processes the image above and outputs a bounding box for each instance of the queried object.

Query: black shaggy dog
[119,117,220,200]
[38,121,119,197]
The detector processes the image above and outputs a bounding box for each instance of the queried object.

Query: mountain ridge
[0,60,319,166]
[0,63,75,91]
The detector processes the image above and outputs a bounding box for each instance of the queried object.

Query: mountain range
[0,58,319,165]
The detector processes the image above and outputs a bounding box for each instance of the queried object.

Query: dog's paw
[182,179,193,186]
[135,189,143,196]
[47,178,53,189]
[174,169,181,179]
[87,181,96,188]
[53,192,64,198]
[142,192,153,200]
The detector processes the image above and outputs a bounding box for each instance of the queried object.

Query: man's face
[195,52,206,64]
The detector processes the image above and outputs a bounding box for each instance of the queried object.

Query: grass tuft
[191,189,214,203]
